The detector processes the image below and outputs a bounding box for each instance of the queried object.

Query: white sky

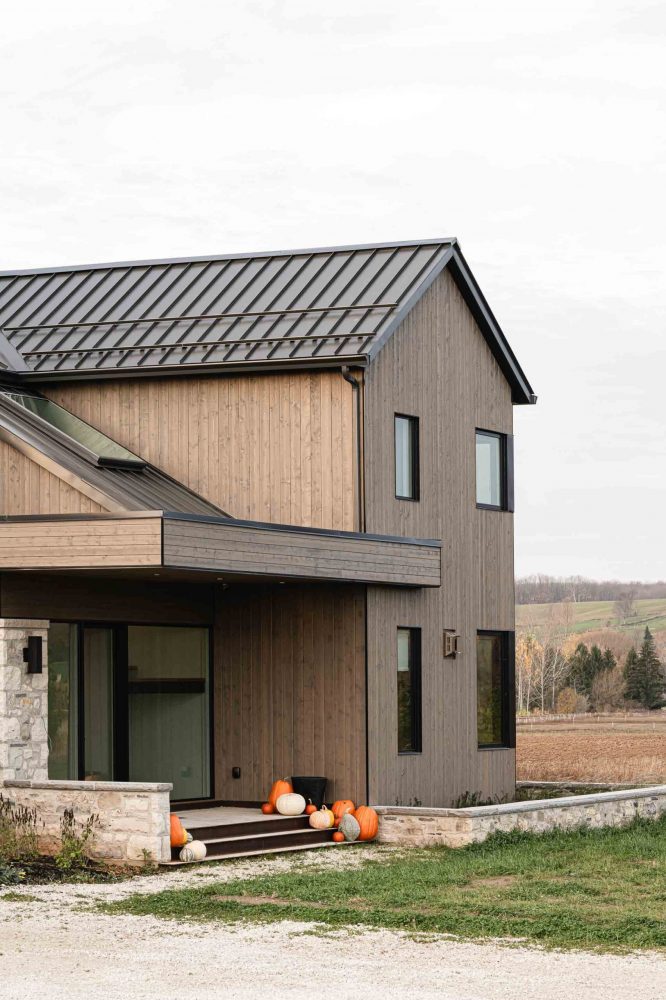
[1,1,665,581]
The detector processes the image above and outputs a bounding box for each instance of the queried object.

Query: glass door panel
[47,623,79,779]
[82,627,115,781]
[127,626,210,800]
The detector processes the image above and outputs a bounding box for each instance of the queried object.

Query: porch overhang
[0,511,441,587]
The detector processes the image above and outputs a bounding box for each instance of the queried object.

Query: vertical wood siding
[0,440,106,515]
[364,269,516,806]
[214,582,366,804]
[42,371,356,530]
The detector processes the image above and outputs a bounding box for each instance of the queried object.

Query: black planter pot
[291,775,327,808]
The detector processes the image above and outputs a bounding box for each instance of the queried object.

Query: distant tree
[614,591,636,623]
[624,628,664,709]
[567,643,614,698]
[589,667,626,712]
[556,686,588,715]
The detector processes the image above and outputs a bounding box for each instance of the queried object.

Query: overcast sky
[1,1,664,581]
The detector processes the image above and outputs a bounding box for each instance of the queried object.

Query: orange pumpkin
[332,800,355,822]
[353,805,379,842]
[261,802,275,815]
[305,800,317,816]
[268,778,293,809]
[332,831,345,843]
[169,814,188,848]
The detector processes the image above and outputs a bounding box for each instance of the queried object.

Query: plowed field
[517,714,666,783]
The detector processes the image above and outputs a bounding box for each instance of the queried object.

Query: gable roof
[0,388,227,516]
[0,238,535,404]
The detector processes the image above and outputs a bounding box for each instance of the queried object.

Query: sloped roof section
[0,239,535,403]
[0,389,227,516]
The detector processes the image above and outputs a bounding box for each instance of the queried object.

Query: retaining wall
[3,778,172,864]
[376,785,666,848]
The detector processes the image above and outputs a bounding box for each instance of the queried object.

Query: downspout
[341,365,365,533]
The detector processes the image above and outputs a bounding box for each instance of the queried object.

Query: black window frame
[475,428,514,512]
[394,413,420,501]
[476,629,516,750]
[397,626,422,754]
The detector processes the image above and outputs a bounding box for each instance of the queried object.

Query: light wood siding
[0,573,214,624]
[0,440,106,515]
[42,372,356,530]
[163,517,441,587]
[364,269,515,806]
[0,516,162,569]
[214,582,366,804]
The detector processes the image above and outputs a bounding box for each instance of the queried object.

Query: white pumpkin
[309,805,335,830]
[179,840,207,862]
[275,792,306,816]
[339,811,361,842]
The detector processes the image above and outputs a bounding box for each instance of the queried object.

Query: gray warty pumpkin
[339,811,361,842]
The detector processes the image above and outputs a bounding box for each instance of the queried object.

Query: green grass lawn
[101,818,666,953]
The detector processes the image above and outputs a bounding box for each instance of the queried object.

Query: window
[476,631,515,749]
[397,627,422,753]
[395,414,419,500]
[475,429,513,510]
[0,387,145,468]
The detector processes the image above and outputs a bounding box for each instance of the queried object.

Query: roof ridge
[0,237,457,278]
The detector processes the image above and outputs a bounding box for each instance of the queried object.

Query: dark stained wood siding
[214,582,366,804]
[0,573,215,624]
[163,517,440,587]
[42,371,357,530]
[364,269,515,806]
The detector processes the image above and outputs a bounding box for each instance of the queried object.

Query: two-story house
[0,238,535,821]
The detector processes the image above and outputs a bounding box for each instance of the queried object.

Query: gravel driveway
[2,849,664,1000]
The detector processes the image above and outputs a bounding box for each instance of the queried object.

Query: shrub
[555,687,588,714]
[55,809,99,872]
[0,796,39,863]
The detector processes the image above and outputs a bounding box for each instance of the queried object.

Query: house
[0,237,535,836]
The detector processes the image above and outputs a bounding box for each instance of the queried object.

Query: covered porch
[0,510,440,859]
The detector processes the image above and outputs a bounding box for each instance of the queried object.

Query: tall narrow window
[476,631,515,748]
[395,414,419,500]
[397,627,422,753]
[476,430,513,510]
[47,623,79,779]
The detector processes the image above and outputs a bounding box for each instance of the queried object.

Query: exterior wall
[42,370,357,530]
[215,582,366,805]
[0,440,106,515]
[364,269,515,807]
[0,619,49,783]
[3,779,171,863]
[375,785,666,847]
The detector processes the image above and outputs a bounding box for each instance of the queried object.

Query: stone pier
[0,618,49,783]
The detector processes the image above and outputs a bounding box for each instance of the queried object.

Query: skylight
[0,389,145,468]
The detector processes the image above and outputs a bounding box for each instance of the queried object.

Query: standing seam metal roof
[0,238,535,403]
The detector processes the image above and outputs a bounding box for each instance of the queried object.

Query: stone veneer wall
[3,779,172,864]
[376,785,666,848]
[0,619,49,783]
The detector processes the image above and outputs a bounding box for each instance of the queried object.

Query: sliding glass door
[128,626,210,800]
[48,623,211,800]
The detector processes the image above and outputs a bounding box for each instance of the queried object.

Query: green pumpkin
[339,812,361,842]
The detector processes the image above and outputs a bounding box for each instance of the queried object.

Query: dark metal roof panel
[0,242,453,375]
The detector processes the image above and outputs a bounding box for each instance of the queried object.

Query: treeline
[516,627,665,715]
[516,575,666,605]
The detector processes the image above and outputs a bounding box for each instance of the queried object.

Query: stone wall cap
[3,779,173,793]
[374,785,666,818]
[0,619,50,629]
